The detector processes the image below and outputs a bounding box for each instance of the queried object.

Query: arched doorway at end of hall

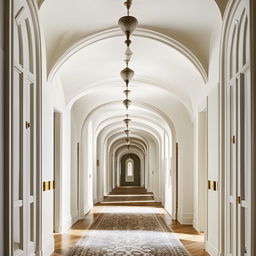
[120,153,141,186]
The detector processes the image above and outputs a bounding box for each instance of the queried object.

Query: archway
[120,154,141,186]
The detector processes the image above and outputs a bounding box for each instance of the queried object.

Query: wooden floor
[52,187,209,256]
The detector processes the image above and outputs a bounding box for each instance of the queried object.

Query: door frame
[220,0,254,255]
[5,0,43,255]
[53,110,62,233]
[250,0,256,253]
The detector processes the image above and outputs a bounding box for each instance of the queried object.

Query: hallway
[2,0,256,255]
[53,187,208,256]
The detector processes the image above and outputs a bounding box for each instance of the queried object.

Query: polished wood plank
[52,187,209,256]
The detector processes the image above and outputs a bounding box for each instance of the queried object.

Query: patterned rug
[66,209,190,256]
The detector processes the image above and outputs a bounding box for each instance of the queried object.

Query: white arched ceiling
[93,103,175,138]
[39,0,221,72]
[50,34,206,115]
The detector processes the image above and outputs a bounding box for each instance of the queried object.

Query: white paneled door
[225,0,251,255]
[12,0,39,255]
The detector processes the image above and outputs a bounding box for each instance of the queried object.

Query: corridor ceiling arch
[92,102,176,136]
[49,35,206,114]
[40,0,222,73]
[47,28,208,84]
[77,101,177,143]
[108,133,148,153]
[100,123,162,156]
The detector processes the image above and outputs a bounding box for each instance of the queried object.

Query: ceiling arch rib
[98,118,165,145]
[102,123,162,153]
[107,131,148,153]
[40,0,222,78]
[97,119,162,155]
[65,80,193,116]
[116,148,145,163]
[50,31,207,115]
[96,114,169,139]
[114,143,145,157]
[111,136,147,153]
[80,102,176,140]
[48,28,208,84]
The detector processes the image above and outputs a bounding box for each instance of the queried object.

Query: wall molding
[93,196,103,204]
[178,212,193,225]
[193,218,199,232]
[42,234,54,256]
[62,213,79,233]
[205,240,220,256]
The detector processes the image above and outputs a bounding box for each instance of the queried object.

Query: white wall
[42,80,55,255]
[190,15,222,254]
[80,121,94,216]
[42,75,79,255]
[198,111,207,232]
[204,18,222,256]
[207,86,219,256]
[70,109,79,221]
[0,0,4,253]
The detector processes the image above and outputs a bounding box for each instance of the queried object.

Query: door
[120,153,141,186]
[53,112,61,233]
[224,1,251,255]
[12,0,40,255]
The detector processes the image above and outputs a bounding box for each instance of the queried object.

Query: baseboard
[42,234,54,256]
[93,196,104,204]
[79,205,93,219]
[193,218,199,231]
[154,195,161,202]
[62,213,79,232]
[35,251,43,256]
[177,212,193,225]
[205,240,219,256]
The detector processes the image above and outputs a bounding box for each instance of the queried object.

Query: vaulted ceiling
[40,0,222,72]
[39,0,223,149]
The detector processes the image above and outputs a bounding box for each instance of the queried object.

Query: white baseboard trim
[177,212,193,225]
[193,218,199,232]
[42,234,54,256]
[205,240,219,256]
[79,206,93,219]
[164,205,173,218]
[62,213,79,232]
[35,250,43,256]
[154,195,161,202]
[93,196,104,204]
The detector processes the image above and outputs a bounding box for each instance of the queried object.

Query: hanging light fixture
[123,99,132,110]
[118,0,138,150]
[118,0,138,47]
[123,114,131,127]
[123,89,131,97]
[124,129,130,136]
[120,67,134,86]
[124,47,133,65]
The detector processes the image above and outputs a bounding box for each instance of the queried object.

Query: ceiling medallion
[118,0,138,150]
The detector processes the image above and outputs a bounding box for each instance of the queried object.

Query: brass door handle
[25,121,31,129]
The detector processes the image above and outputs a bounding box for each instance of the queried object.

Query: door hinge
[232,136,236,144]
[237,196,241,204]
[25,121,31,129]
